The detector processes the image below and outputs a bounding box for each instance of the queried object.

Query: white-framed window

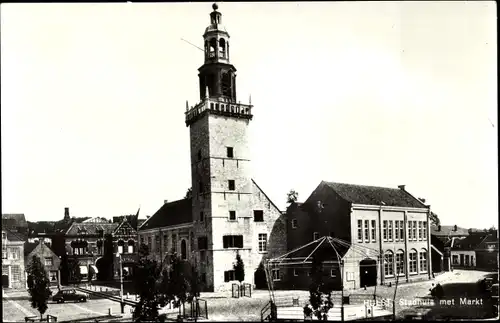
[293,269,299,276]
[272,269,281,281]
[346,272,355,281]
[117,245,124,254]
[330,269,336,278]
[364,220,370,242]
[45,257,53,267]
[409,249,418,274]
[9,248,19,260]
[2,248,6,259]
[292,219,298,229]
[128,244,134,254]
[371,220,376,242]
[412,221,417,241]
[422,221,427,240]
[395,221,400,241]
[388,221,393,241]
[229,211,236,221]
[357,220,363,242]
[419,249,428,272]
[396,250,405,276]
[383,221,388,242]
[452,254,459,265]
[258,233,267,253]
[11,265,21,282]
[313,232,320,241]
[384,251,394,277]
[399,220,404,240]
[418,221,422,240]
[407,221,412,240]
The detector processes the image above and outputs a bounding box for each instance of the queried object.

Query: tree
[306,254,333,321]
[233,251,245,295]
[185,187,193,199]
[133,257,162,321]
[26,255,53,321]
[286,189,299,204]
[138,243,150,258]
[166,252,191,307]
[430,211,441,226]
[67,257,82,283]
[100,233,114,281]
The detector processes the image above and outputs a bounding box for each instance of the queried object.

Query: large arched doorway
[254,263,267,289]
[359,258,377,287]
[181,240,187,260]
[95,257,106,281]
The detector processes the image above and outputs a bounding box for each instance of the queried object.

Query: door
[460,254,464,266]
[359,258,377,287]
[2,275,8,288]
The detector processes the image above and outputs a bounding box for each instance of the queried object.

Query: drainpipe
[426,208,432,280]
[378,206,384,286]
[404,211,409,282]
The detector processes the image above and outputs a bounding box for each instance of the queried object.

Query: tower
[185,3,254,291]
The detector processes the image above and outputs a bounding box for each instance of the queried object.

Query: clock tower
[185,3,254,291]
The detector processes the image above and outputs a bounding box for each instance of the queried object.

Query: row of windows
[226,268,282,282]
[2,247,20,260]
[384,249,428,277]
[357,220,428,243]
[452,254,475,266]
[197,147,235,162]
[197,210,265,222]
[199,179,236,193]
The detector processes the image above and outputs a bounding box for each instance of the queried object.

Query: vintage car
[52,288,88,303]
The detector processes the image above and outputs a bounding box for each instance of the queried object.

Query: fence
[232,283,240,298]
[179,299,208,320]
[242,283,252,297]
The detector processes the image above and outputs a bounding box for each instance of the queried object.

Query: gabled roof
[2,229,27,242]
[452,233,490,250]
[323,182,428,209]
[113,219,137,235]
[65,222,118,236]
[24,242,39,256]
[251,179,282,213]
[431,225,469,237]
[139,198,192,231]
[2,214,28,228]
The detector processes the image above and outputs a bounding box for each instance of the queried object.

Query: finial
[212,3,218,11]
[249,94,252,105]
[186,100,189,111]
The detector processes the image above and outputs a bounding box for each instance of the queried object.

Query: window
[293,269,299,276]
[409,249,418,274]
[128,244,134,254]
[364,220,370,242]
[223,235,243,248]
[197,149,202,161]
[201,273,207,284]
[399,220,404,240]
[384,251,394,277]
[155,235,160,252]
[420,249,428,272]
[358,220,363,242]
[396,251,405,276]
[258,233,267,252]
[2,248,6,259]
[383,221,388,242]
[11,265,21,282]
[198,236,208,250]
[272,269,280,281]
[388,221,393,241]
[9,248,19,259]
[418,222,422,240]
[226,147,234,158]
[371,220,376,242]
[181,240,187,260]
[292,219,298,229]
[224,270,236,282]
[199,180,204,194]
[313,232,320,241]
[307,271,312,277]
[118,245,124,254]
[172,234,177,253]
[395,221,400,241]
[2,232,5,240]
[147,236,152,251]
[407,221,412,240]
[50,271,58,282]
[229,211,236,221]
[452,255,459,265]
[422,221,427,240]
[45,257,53,267]
[253,210,264,222]
[140,236,144,246]
[412,221,417,241]
[228,180,235,191]
[164,235,168,251]
[200,211,204,223]
[330,269,336,278]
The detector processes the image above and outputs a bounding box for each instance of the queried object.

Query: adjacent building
[2,229,26,289]
[138,4,287,292]
[25,239,62,287]
[450,229,498,271]
[282,182,432,290]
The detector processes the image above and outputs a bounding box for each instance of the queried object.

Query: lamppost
[116,252,124,314]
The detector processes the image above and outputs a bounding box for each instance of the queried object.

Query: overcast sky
[1,2,497,229]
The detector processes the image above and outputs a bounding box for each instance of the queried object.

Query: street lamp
[116,252,124,314]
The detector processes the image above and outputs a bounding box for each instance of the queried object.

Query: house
[450,230,498,271]
[25,239,62,287]
[282,181,432,291]
[2,213,29,235]
[430,224,469,272]
[2,229,27,289]
[138,4,287,292]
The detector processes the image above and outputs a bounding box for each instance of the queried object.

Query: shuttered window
[222,235,243,248]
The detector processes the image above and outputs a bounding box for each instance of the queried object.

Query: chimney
[398,185,406,191]
[64,207,70,221]
[454,225,458,232]
[438,225,441,232]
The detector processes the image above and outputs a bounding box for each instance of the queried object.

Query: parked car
[52,289,87,303]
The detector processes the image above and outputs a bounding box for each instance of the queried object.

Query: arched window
[384,250,394,277]
[221,72,232,97]
[419,248,428,273]
[209,38,217,58]
[117,240,124,254]
[396,250,405,276]
[181,239,187,260]
[128,240,135,254]
[219,38,226,58]
[409,249,418,274]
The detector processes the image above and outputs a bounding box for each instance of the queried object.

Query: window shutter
[236,235,243,248]
[224,271,229,282]
[223,236,228,248]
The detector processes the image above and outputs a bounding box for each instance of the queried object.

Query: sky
[1,2,497,229]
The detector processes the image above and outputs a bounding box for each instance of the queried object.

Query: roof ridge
[325,181,401,190]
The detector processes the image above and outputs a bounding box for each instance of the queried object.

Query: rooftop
[139,198,192,231]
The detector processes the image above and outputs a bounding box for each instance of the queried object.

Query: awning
[90,265,98,274]
[79,265,88,275]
